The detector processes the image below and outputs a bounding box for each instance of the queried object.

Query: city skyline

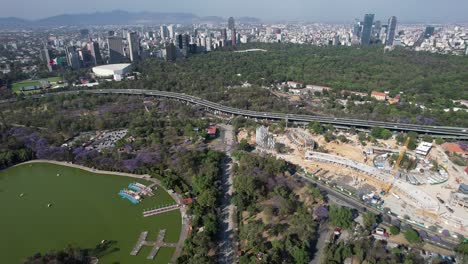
[1,0,468,23]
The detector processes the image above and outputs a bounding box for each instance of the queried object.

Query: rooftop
[93,63,131,72]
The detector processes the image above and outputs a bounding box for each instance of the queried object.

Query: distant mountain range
[0,10,261,27]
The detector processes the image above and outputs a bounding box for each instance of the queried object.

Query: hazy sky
[2,0,468,22]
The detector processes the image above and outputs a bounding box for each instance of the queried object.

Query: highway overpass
[5,88,468,139]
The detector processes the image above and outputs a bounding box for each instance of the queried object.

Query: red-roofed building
[371,91,387,101]
[206,125,217,138]
[442,143,468,158]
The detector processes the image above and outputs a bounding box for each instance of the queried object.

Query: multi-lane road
[294,173,459,249]
[4,88,468,139]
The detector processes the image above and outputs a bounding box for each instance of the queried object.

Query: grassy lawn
[0,163,182,263]
[12,77,63,93]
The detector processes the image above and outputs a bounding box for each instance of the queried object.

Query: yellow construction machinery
[383,137,410,195]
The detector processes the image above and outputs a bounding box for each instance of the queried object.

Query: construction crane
[383,137,410,195]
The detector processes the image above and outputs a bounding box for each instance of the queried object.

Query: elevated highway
[4,88,468,139]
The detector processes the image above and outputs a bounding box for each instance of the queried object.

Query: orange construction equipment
[383,137,410,194]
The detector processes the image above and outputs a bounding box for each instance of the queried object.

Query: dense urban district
[0,11,467,264]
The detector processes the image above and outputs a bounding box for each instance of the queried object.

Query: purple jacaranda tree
[36,146,68,160]
[121,159,139,172]
[431,235,442,243]
[313,205,329,220]
[417,230,428,239]
[441,229,450,237]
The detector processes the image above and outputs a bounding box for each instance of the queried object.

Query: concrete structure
[256,126,275,149]
[92,64,131,80]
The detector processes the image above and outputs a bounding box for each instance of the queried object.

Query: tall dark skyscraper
[221,28,227,45]
[177,34,183,49]
[360,14,375,45]
[165,43,176,62]
[108,30,115,37]
[231,29,237,47]
[353,19,362,38]
[107,36,125,64]
[423,26,435,38]
[127,31,140,62]
[80,29,89,38]
[228,17,235,30]
[386,16,397,46]
[182,34,190,51]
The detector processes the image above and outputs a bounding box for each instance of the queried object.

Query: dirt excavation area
[243,126,468,237]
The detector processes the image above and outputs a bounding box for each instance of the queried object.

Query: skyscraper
[87,41,103,65]
[228,17,235,30]
[107,36,125,64]
[177,34,183,49]
[80,29,89,38]
[160,25,169,39]
[360,14,375,45]
[373,20,381,40]
[168,25,174,39]
[182,34,190,51]
[165,43,176,62]
[353,19,362,38]
[127,32,140,62]
[423,26,435,38]
[386,16,397,46]
[65,46,81,70]
[231,29,237,47]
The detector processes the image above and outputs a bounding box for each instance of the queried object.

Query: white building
[92,63,131,81]
[415,141,432,157]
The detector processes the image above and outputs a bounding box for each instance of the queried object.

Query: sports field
[12,77,63,93]
[0,162,182,263]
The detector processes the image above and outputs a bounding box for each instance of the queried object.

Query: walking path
[143,204,180,217]
[130,231,148,256]
[18,159,189,263]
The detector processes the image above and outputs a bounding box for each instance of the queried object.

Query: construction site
[239,126,468,237]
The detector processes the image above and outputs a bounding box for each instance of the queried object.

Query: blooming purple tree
[431,235,442,243]
[121,159,139,172]
[313,205,329,220]
[441,229,450,237]
[417,230,428,239]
